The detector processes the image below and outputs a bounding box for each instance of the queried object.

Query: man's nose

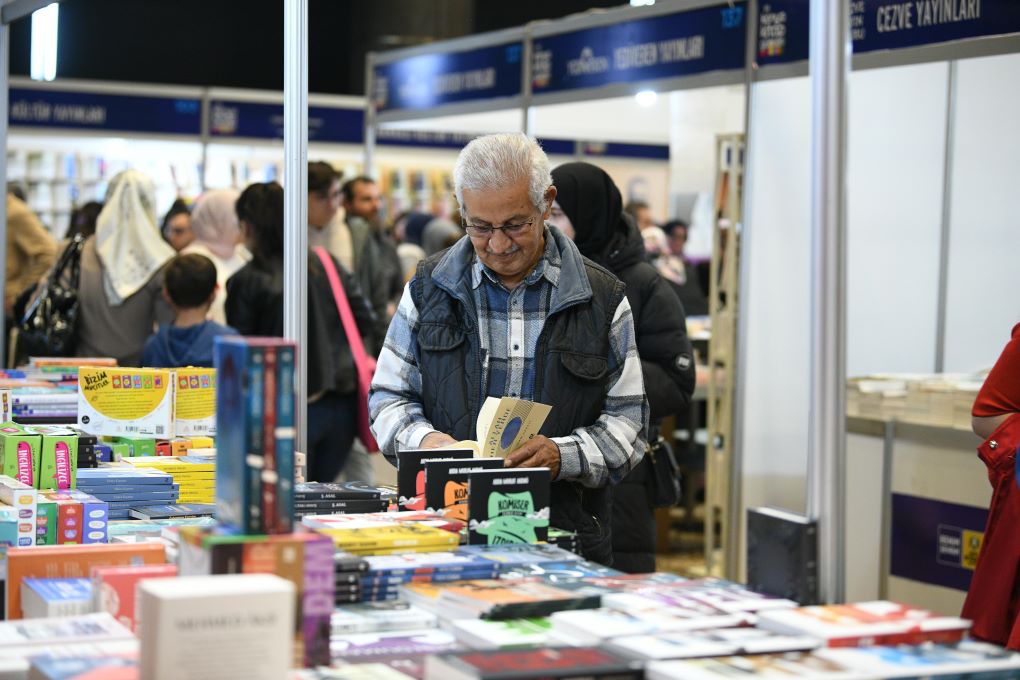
[488,229,514,252]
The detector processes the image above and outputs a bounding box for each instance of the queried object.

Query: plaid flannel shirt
[369,229,648,488]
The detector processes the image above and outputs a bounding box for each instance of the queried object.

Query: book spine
[262,346,278,534]
[303,535,335,667]
[276,346,295,534]
[246,346,266,534]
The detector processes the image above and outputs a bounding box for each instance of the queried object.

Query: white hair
[453,133,552,216]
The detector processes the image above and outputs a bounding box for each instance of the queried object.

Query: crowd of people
[4,135,712,570]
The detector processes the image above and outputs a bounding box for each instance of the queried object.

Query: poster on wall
[890,493,987,592]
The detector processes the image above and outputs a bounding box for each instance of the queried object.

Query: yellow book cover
[174,368,216,437]
[452,397,552,458]
[121,458,215,473]
[77,367,173,438]
[319,523,459,551]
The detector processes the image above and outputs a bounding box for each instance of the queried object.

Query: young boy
[142,254,237,368]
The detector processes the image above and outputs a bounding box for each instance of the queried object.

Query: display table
[846,415,989,616]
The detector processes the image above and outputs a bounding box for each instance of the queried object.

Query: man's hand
[504,435,560,479]
[420,432,457,449]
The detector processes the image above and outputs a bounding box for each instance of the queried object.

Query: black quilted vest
[410,254,626,565]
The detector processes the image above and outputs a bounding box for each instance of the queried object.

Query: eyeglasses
[463,217,536,238]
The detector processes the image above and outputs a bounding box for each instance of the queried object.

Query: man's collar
[471,226,561,290]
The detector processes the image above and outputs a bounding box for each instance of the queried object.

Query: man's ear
[543,186,557,220]
[161,287,172,306]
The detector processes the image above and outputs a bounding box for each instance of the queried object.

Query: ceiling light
[635,89,658,107]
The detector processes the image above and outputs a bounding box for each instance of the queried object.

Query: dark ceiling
[9,0,623,95]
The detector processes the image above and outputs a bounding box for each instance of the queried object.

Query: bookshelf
[704,133,744,578]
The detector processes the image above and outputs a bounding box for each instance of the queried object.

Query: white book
[449,618,551,650]
[137,573,294,680]
[0,613,133,648]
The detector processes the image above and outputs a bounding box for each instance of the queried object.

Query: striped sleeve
[368,283,439,462]
[551,296,649,488]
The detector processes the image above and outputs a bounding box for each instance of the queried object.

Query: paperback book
[424,458,503,521]
[396,450,473,511]
[467,469,550,546]
[424,647,640,680]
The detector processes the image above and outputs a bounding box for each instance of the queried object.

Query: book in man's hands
[454,397,552,458]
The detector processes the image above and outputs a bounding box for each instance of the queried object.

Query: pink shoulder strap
[313,247,371,367]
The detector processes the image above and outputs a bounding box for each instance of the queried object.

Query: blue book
[21,578,92,618]
[214,337,263,533]
[128,503,216,520]
[107,510,132,519]
[275,344,296,534]
[75,484,180,495]
[76,469,173,485]
[83,491,180,504]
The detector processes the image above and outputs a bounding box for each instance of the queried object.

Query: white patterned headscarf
[190,188,241,260]
[95,169,175,306]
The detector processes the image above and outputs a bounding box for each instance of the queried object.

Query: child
[142,253,237,368]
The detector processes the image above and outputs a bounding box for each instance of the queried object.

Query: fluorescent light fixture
[31,3,59,82]
[630,0,656,5]
[635,89,658,107]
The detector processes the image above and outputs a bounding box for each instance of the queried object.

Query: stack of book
[316,522,461,557]
[400,578,602,621]
[453,543,584,573]
[546,527,580,555]
[332,601,438,635]
[75,467,179,520]
[335,550,369,605]
[303,510,463,534]
[294,481,392,519]
[425,647,641,680]
[754,600,972,647]
[122,456,215,505]
[359,552,501,603]
[11,387,78,421]
[331,628,461,665]
[20,577,93,618]
[498,558,622,582]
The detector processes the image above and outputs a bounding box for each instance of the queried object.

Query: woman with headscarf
[182,188,250,325]
[76,169,175,365]
[548,161,696,573]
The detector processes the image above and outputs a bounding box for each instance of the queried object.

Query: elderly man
[369,133,648,564]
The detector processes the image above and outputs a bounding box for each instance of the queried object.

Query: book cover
[363,552,501,577]
[0,475,37,547]
[296,481,392,501]
[331,601,439,634]
[645,652,863,680]
[320,523,461,553]
[172,367,216,437]
[261,346,279,533]
[91,564,178,632]
[499,560,622,582]
[474,397,552,459]
[454,543,581,568]
[304,510,463,534]
[466,469,550,546]
[76,368,173,438]
[21,578,93,619]
[425,647,640,680]
[0,422,41,487]
[755,600,972,648]
[75,468,173,485]
[331,629,460,662]
[816,640,1020,677]
[6,543,166,619]
[274,344,296,535]
[397,449,473,511]
[137,574,294,680]
[27,652,139,679]
[31,428,78,491]
[214,337,263,534]
[438,580,602,620]
[294,499,392,512]
[127,504,215,520]
[449,618,551,650]
[35,498,57,546]
[746,506,819,605]
[0,612,135,648]
[424,458,503,521]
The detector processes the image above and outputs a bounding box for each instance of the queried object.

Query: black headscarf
[551,162,630,263]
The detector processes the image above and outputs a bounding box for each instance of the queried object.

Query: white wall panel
[944,53,1020,373]
[846,63,948,376]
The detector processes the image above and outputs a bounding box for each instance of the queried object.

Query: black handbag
[18,234,86,357]
[645,436,682,508]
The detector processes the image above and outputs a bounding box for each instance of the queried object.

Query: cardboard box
[0,422,40,488]
[77,368,173,438]
[5,542,166,618]
[174,367,217,437]
[0,475,37,547]
[28,426,78,491]
[21,577,92,618]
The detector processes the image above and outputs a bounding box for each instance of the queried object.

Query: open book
[455,397,552,458]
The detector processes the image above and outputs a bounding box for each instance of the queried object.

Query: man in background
[624,200,656,233]
[342,177,403,317]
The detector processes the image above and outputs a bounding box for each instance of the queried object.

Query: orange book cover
[441,580,571,606]
[6,543,165,619]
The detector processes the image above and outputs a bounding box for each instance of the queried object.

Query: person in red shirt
[962,323,1020,648]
